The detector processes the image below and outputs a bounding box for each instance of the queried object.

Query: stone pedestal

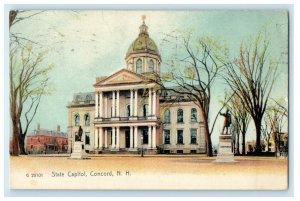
[69,141,89,159]
[214,134,237,163]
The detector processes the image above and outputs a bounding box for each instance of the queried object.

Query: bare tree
[224,32,278,154]
[9,10,54,156]
[151,33,228,157]
[261,116,272,152]
[263,102,287,156]
[224,92,250,155]
[10,43,53,155]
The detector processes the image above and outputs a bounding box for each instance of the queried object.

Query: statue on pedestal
[220,109,232,135]
[76,126,83,141]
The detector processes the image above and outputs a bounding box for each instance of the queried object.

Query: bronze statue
[220,109,232,135]
[76,126,83,141]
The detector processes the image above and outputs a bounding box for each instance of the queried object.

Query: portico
[93,68,159,152]
[94,123,158,151]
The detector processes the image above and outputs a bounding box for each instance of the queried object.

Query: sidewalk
[20,153,287,161]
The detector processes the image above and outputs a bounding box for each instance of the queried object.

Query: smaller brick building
[26,124,68,154]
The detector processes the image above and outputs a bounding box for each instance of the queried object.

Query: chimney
[37,123,40,130]
[57,125,60,132]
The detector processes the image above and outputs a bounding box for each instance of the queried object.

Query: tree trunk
[242,131,246,155]
[236,132,240,155]
[203,120,213,157]
[241,121,246,155]
[18,121,27,155]
[11,118,20,156]
[254,118,262,154]
[18,134,27,155]
[232,131,236,154]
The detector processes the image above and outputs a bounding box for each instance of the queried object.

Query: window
[191,108,197,122]
[86,95,92,101]
[136,59,142,74]
[85,132,90,145]
[164,109,170,123]
[84,113,90,126]
[75,96,82,102]
[164,130,170,144]
[190,150,197,154]
[148,59,154,72]
[126,105,130,117]
[74,114,80,126]
[177,109,184,123]
[143,104,149,117]
[177,130,183,144]
[191,129,197,144]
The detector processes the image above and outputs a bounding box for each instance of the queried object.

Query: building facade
[67,18,206,154]
[26,124,68,154]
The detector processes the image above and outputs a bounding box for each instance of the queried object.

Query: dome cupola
[125,15,161,75]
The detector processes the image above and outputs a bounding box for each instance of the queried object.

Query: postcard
[8,10,288,190]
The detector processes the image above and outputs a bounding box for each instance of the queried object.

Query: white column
[112,91,115,117]
[104,96,108,118]
[99,92,103,117]
[130,90,133,116]
[152,126,156,148]
[134,90,138,116]
[116,90,120,117]
[99,127,103,149]
[130,126,133,149]
[104,128,108,148]
[112,127,115,149]
[94,127,99,149]
[95,92,99,117]
[134,126,138,148]
[152,90,156,116]
[148,88,152,117]
[116,127,120,149]
[148,126,152,148]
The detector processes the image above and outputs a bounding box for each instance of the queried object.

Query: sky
[10,10,288,146]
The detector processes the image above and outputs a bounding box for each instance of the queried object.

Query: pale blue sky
[11,10,288,145]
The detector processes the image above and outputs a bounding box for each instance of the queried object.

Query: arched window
[126,105,131,117]
[74,113,80,126]
[177,109,184,123]
[136,59,142,74]
[75,96,82,102]
[143,104,149,117]
[164,109,170,123]
[84,113,90,126]
[191,108,197,122]
[148,59,154,72]
[86,95,92,101]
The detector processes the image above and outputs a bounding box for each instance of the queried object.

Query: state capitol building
[67,17,206,154]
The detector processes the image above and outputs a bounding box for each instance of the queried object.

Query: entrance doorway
[142,129,148,144]
[125,130,130,148]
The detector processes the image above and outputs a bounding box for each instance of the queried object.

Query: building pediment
[94,68,148,87]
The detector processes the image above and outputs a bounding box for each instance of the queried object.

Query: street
[10,155,288,190]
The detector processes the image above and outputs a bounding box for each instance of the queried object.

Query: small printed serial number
[26,173,43,178]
